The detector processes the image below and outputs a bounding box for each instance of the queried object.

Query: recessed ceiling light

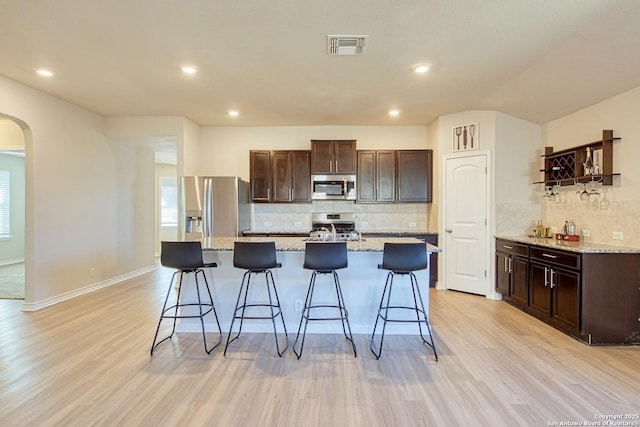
[36,69,54,77]
[412,64,430,74]
[228,110,239,117]
[181,66,197,74]
[389,109,400,117]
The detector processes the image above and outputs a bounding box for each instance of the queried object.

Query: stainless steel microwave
[312,175,356,200]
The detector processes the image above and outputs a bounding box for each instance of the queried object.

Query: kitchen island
[175,236,440,335]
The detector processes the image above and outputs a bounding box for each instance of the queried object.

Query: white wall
[0,76,157,307]
[198,125,429,179]
[542,86,640,246]
[155,163,178,255]
[0,119,25,149]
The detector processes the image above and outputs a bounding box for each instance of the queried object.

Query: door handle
[446,229,453,233]
[544,267,549,287]
[550,269,556,288]
[508,257,513,274]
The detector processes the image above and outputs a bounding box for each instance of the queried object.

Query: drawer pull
[503,245,513,249]
[542,253,558,259]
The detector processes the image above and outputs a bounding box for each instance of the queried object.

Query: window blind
[0,171,9,237]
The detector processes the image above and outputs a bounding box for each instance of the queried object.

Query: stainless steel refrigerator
[181,176,251,239]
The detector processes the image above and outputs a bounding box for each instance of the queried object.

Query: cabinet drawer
[496,239,529,257]
[530,246,581,270]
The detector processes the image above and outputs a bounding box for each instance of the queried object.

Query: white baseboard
[21,265,156,311]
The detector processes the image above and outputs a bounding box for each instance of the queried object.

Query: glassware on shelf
[599,188,609,210]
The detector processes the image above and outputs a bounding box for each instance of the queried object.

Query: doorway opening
[0,117,26,300]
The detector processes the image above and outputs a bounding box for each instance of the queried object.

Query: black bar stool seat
[293,242,356,358]
[224,241,289,357]
[151,241,222,355]
[369,242,438,361]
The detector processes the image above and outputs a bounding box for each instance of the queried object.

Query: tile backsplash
[542,188,640,247]
[252,201,432,231]
[497,189,639,247]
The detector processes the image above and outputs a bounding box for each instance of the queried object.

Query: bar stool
[369,242,438,361]
[293,242,356,359]
[224,241,289,357]
[151,241,222,355]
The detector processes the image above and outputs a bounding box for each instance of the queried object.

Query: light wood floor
[0,266,638,426]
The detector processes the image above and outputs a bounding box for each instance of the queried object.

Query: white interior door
[444,154,489,295]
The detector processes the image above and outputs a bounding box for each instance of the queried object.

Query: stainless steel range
[308,212,361,241]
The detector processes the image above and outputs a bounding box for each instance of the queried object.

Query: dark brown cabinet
[356,150,396,203]
[529,261,581,333]
[250,150,311,203]
[495,238,640,345]
[272,150,311,203]
[311,140,356,174]
[397,150,432,203]
[357,149,432,203]
[250,150,271,202]
[495,239,529,308]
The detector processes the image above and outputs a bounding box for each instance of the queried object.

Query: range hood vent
[327,35,368,55]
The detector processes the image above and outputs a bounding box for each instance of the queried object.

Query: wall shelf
[535,130,620,186]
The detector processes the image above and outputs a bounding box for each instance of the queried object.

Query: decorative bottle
[583,147,593,176]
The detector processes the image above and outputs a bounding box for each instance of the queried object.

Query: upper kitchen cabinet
[397,150,433,203]
[250,150,271,202]
[272,150,311,203]
[311,140,357,174]
[250,150,311,203]
[357,150,396,203]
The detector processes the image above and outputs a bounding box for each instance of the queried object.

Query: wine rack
[536,129,620,187]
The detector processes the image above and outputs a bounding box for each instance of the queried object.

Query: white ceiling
[1,0,640,127]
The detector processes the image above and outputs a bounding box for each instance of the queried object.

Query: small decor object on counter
[564,219,577,236]
[556,233,580,242]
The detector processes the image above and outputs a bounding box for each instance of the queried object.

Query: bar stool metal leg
[409,272,438,360]
[333,271,357,356]
[369,271,438,361]
[293,270,357,359]
[369,271,395,359]
[151,268,222,356]
[224,269,289,357]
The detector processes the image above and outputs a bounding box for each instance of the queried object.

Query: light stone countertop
[495,235,640,254]
[243,229,437,235]
[201,236,441,253]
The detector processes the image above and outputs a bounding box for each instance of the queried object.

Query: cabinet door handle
[544,267,549,287]
[446,229,453,233]
[290,187,293,200]
[503,245,513,249]
[504,257,508,272]
[508,257,513,274]
[550,269,556,288]
[267,188,270,200]
[542,253,558,259]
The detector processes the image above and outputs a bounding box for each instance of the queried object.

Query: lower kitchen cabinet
[529,259,580,334]
[495,238,640,345]
[495,239,528,309]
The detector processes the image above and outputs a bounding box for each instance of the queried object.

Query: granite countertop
[202,236,441,253]
[243,229,437,235]
[495,235,640,254]
[242,230,308,235]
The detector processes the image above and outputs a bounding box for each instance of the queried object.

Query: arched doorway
[0,117,26,299]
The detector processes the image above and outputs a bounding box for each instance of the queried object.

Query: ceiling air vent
[327,35,368,55]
